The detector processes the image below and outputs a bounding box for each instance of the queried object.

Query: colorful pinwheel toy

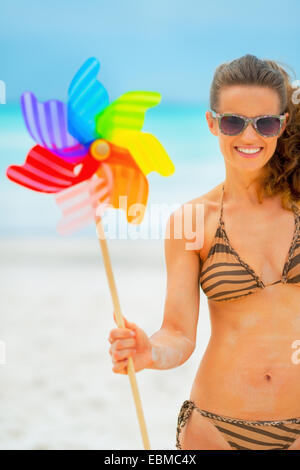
[6,57,175,450]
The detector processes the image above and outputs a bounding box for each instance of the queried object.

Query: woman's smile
[234,146,264,158]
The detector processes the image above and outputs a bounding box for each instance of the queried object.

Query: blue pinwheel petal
[68,57,109,144]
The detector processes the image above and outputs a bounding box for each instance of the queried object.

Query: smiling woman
[107,54,300,451]
[208,55,300,210]
[173,54,300,450]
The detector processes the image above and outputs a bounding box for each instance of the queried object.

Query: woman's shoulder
[166,183,224,254]
[180,182,224,215]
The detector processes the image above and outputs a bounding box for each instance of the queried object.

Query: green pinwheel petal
[95,91,161,139]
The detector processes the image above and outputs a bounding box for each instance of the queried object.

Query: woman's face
[205,85,289,172]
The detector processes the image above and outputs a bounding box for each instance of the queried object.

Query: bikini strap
[291,201,300,217]
[219,183,225,226]
[291,203,300,240]
[219,188,300,245]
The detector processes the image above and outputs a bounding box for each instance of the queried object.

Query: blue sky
[1,0,300,103]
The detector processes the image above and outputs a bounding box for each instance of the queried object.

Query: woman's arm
[146,206,201,370]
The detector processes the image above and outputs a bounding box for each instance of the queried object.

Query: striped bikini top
[199,184,300,302]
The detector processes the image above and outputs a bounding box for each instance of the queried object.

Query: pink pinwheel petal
[55,165,113,234]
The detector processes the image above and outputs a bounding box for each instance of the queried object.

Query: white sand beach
[0,236,211,450]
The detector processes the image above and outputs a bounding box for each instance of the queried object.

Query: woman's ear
[205,111,219,136]
[279,112,289,137]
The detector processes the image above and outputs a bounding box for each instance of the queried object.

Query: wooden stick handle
[95,216,151,450]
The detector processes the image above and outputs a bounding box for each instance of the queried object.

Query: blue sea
[0,102,225,239]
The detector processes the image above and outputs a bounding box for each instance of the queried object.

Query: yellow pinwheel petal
[108,129,175,176]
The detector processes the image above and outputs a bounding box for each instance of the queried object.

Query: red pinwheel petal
[6,145,100,193]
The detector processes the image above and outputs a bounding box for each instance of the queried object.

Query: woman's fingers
[112,351,137,373]
[109,328,136,342]
[113,312,137,331]
[112,358,128,373]
[112,347,136,360]
[110,339,136,355]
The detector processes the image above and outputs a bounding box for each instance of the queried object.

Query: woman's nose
[241,121,260,140]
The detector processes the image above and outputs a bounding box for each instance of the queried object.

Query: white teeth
[236,147,261,154]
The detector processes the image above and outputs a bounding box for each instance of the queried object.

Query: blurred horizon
[1,0,300,238]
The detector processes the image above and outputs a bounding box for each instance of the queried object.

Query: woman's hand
[108,313,153,374]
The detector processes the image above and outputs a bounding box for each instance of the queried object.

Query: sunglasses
[211,111,287,137]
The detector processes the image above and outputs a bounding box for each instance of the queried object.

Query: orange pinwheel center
[90,139,110,161]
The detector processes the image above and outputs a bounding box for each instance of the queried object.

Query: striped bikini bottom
[176,400,300,450]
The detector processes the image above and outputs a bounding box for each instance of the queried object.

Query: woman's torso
[190,182,300,419]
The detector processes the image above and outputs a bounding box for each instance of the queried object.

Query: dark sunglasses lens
[256,117,281,136]
[220,115,244,135]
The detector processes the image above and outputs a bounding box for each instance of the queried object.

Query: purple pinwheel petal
[20,91,88,159]
[51,143,91,163]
